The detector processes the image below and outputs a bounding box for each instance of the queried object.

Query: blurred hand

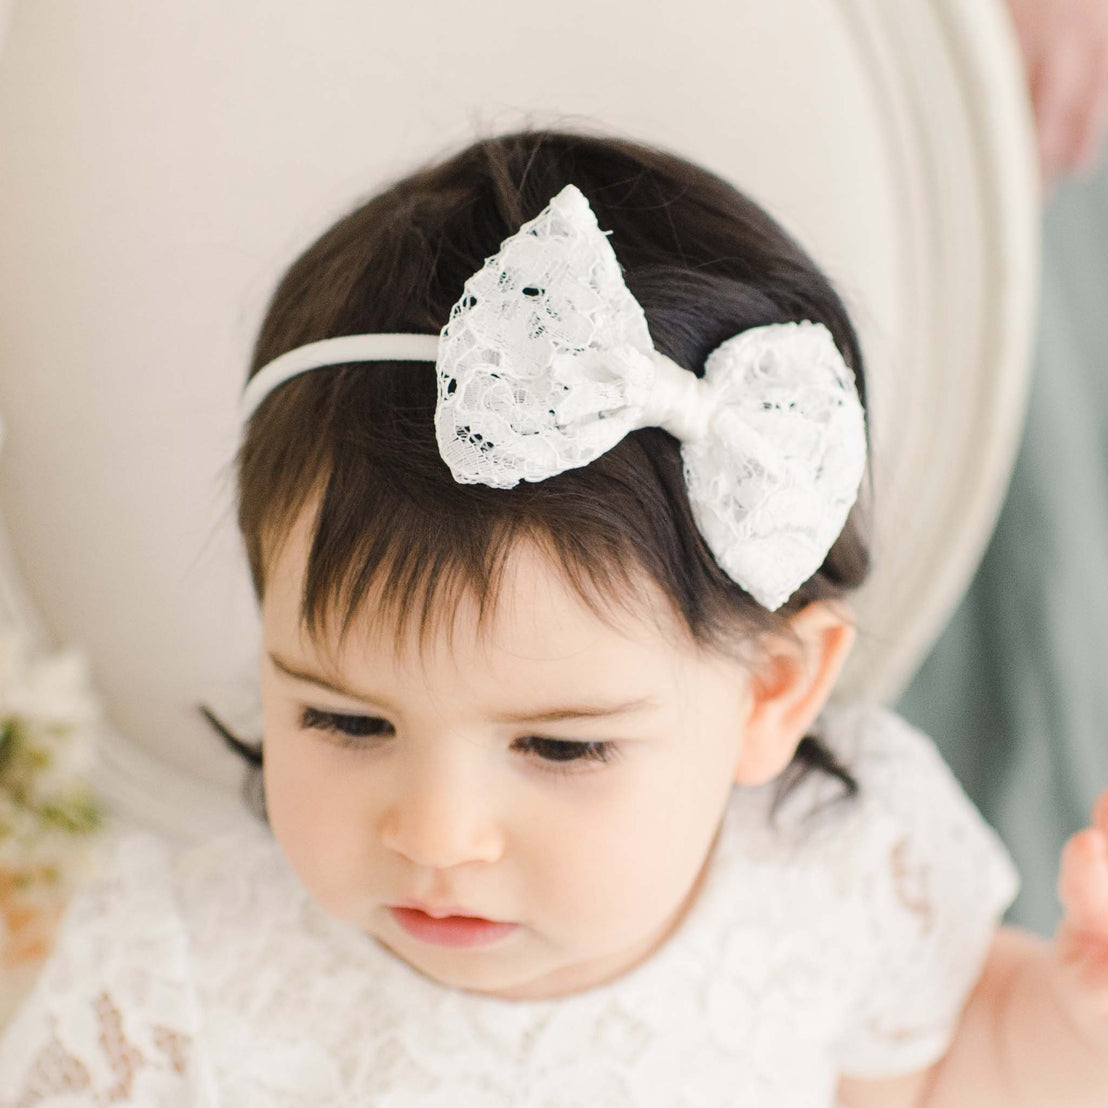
[1006,0,1108,193]
[1052,789,1108,1043]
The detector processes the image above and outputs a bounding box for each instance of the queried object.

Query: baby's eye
[299,707,618,774]
[299,707,393,746]
[514,736,620,775]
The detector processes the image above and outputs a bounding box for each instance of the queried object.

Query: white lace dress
[0,704,1019,1107]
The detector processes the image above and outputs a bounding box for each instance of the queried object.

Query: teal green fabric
[897,159,1108,938]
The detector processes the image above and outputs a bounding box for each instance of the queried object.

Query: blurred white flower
[0,626,106,901]
[0,631,100,729]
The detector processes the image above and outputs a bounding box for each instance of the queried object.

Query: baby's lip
[391,899,505,922]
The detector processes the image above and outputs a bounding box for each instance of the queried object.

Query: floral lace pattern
[0,705,1019,1107]
[0,831,207,1106]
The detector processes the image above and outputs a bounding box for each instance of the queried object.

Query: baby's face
[260,507,767,1001]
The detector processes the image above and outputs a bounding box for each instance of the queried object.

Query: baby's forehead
[264,515,697,678]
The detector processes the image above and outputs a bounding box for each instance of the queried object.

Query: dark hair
[215,126,872,823]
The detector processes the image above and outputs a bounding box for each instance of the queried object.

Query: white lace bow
[241,184,867,610]
[435,185,866,609]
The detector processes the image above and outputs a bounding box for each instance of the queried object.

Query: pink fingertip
[1092,790,1108,831]
[1058,830,1108,911]
[1075,828,1107,861]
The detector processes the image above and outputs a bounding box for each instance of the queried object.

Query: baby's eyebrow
[268,651,383,704]
[267,651,658,723]
[491,698,658,724]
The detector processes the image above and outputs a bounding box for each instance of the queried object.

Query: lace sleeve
[0,828,209,1106]
[832,707,1021,1079]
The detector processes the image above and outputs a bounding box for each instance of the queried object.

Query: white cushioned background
[0,0,1037,842]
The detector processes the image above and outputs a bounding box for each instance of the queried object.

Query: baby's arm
[839,789,1108,1108]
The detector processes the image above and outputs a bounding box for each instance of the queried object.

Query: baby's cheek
[264,741,367,916]
[545,766,727,947]
[531,803,670,940]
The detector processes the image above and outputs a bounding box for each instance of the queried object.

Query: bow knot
[640,351,715,445]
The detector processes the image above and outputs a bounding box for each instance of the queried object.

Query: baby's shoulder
[803,701,977,820]
[787,703,1020,1078]
[826,701,957,783]
[813,700,946,774]
[757,702,1018,900]
[0,822,218,1103]
[48,820,187,950]
[0,818,283,1102]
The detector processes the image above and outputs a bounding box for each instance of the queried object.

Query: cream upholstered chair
[0,0,1037,848]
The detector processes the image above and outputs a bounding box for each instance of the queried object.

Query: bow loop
[684,323,868,609]
[435,184,655,488]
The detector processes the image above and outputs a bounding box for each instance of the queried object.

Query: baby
[0,128,1105,1107]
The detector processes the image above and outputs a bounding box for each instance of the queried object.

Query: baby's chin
[364,923,562,999]
[367,913,671,1002]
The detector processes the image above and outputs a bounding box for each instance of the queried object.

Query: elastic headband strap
[240,332,440,422]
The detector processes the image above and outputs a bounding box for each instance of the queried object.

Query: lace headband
[241,184,867,611]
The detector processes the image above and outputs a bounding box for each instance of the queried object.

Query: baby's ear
[731,599,857,786]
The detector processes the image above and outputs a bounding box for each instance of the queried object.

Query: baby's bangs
[298,483,680,661]
[239,362,742,662]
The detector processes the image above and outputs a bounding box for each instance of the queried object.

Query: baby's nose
[378,758,504,869]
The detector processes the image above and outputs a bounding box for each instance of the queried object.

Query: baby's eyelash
[300,706,392,740]
[297,707,620,774]
[514,735,620,774]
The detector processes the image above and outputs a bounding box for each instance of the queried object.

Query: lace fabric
[686,323,866,611]
[0,705,1019,1107]
[0,831,210,1107]
[435,184,657,489]
[434,184,866,611]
